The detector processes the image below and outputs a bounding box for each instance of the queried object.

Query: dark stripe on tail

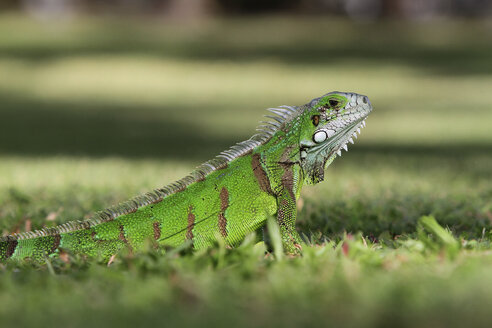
[3,237,18,259]
[118,225,133,252]
[186,206,195,241]
[218,187,229,238]
[118,225,128,244]
[48,234,61,255]
[153,222,161,240]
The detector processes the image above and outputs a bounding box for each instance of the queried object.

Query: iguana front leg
[276,190,302,254]
[276,165,303,254]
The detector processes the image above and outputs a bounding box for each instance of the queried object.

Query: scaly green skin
[0,91,372,260]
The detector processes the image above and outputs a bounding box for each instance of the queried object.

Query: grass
[0,13,491,327]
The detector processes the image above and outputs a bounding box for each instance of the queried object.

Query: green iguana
[0,91,372,260]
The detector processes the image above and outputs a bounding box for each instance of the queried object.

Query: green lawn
[0,14,491,327]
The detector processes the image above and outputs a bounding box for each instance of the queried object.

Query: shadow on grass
[0,20,491,76]
[2,40,491,76]
[0,92,491,162]
[1,92,492,162]
[0,93,233,160]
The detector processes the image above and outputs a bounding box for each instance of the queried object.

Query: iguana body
[0,92,372,260]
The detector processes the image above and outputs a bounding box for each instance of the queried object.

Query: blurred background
[0,0,491,235]
[3,0,492,19]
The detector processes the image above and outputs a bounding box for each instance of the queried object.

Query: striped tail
[0,220,128,261]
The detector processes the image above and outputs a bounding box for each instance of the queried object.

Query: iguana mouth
[299,116,368,162]
[330,117,367,157]
[298,116,368,184]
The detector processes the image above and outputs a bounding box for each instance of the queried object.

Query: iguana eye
[329,99,339,107]
[311,115,320,126]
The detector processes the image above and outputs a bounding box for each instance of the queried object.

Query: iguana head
[299,91,373,184]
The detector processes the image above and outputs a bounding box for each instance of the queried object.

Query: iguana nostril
[363,96,368,104]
